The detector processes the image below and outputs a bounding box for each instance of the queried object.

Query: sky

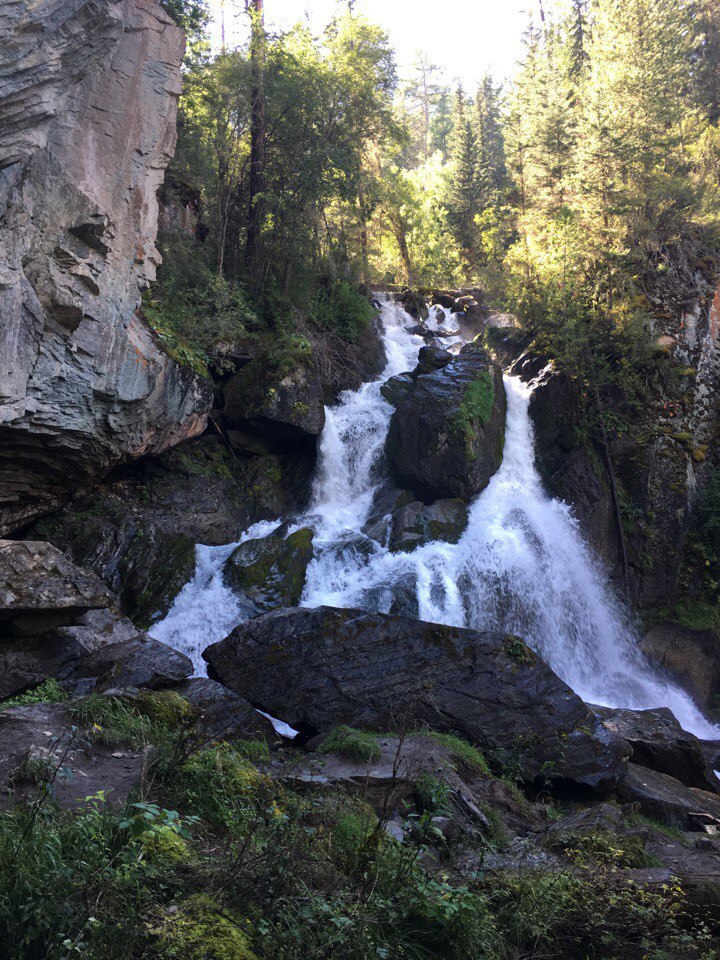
[207,0,539,88]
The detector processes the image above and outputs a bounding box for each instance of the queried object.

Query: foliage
[309,280,373,345]
[413,773,450,815]
[421,732,491,777]
[1,679,68,710]
[319,726,381,764]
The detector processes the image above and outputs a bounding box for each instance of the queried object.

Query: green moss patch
[319,725,382,763]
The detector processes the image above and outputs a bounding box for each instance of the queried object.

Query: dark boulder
[617,763,720,831]
[224,355,325,442]
[75,632,192,693]
[175,678,279,745]
[388,499,468,553]
[223,527,314,612]
[385,343,506,503]
[413,345,453,376]
[398,289,429,321]
[361,485,415,544]
[380,373,414,408]
[596,705,719,792]
[204,606,628,788]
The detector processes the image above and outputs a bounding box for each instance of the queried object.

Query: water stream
[151,295,719,741]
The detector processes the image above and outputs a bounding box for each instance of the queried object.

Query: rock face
[386,343,506,502]
[596,705,718,792]
[224,356,325,442]
[204,606,628,788]
[0,540,191,699]
[0,0,212,535]
[640,623,720,713]
[617,763,720,831]
[223,527,314,612]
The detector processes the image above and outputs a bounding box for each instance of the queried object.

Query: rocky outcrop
[385,344,506,503]
[0,0,212,536]
[618,763,720,831]
[224,355,325,442]
[223,527,314,612]
[596,705,718,792]
[640,622,720,713]
[204,606,629,788]
[0,540,191,699]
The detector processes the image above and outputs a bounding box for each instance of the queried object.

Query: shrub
[414,773,450,815]
[309,280,373,345]
[319,726,381,763]
[1,679,68,709]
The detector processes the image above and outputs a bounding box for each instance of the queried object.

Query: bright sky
[208,1,541,87]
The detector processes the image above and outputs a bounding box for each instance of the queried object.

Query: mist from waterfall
[151,295,719,740]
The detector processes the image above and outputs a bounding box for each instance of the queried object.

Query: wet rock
[205,606,629,788]
[640,622,720,713]
[0,703,149,809]
[223,356,325,441]
[398,289,429,321]
[596,705,719,792]
[388,499,468,553]
[0,0,211,535]
[223,528,314,612]
[362,485,415,544]
[380,373,414,408]
[413,346,453,376]
[175,678,278,745]
[617,763,720,831]
[386,343,506,502]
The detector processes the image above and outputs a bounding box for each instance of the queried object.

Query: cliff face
[0,0,212,536]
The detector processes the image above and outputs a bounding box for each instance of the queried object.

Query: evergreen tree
[445,89,481,266]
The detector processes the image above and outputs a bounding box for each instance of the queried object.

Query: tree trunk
[245,0,266,291]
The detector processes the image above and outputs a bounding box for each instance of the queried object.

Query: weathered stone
[223,528,314,612]
[224,356,325,441]
[75,632,192,693]
[386,343,506,502]
[596,705,719,792]
[205,606,629,788]
[0,0,212,535]
[174,678,278,745]
[617,763,720,831]
[362,485,415,544]
[388,499,468,553]
[0,540,112,622]
[413,345,453,376]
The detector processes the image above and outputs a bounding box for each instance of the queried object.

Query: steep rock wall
[0,0,212,535]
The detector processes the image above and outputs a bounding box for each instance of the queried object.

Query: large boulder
[0,0,212,535]
[388,499,468,553]
[223,528,314,612]
[617,763,720,831]
[0,541,191,699]
[223,355,325,442]
[0,540,112,624]
[385,343,506,502]
[596,706,718,792]
[204,606,628,788]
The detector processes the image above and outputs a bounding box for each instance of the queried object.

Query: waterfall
[151,295,719,741]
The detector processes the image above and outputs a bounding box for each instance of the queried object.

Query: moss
[1,678,68,709]
[120,527,196,628]
[224,528,313,611]
[422,732,491,777]
[319,726,381,763]
[152,894,257,960]
[451,371,496,457]
[503,635,533,664]
[133,690,194,726]
[142,825,192,865]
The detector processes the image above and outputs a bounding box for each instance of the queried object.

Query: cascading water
[151,294,719,741]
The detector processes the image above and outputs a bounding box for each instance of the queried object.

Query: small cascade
[151,295,720,740]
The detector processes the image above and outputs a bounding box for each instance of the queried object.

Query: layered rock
[385,343,506,502]
[0,540,191,699]
[0,0,211,535]
[204,606,628,788]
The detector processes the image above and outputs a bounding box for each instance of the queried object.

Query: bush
[1,679,68,709]
[309,280,373,345]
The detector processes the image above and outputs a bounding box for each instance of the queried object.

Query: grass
[451,371,496,457]
[0,679,68,710]
[319,726,382,763]
[421,732,492,777]
[67,693,180,750]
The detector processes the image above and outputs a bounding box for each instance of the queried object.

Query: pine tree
[474,75,507,205]
[445,88,481,264]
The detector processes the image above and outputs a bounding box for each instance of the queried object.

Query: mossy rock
[120,526,196,628]
[223,528,314,611]
[152,894,257,960]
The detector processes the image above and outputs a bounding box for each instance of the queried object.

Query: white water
[151,295,719,741]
